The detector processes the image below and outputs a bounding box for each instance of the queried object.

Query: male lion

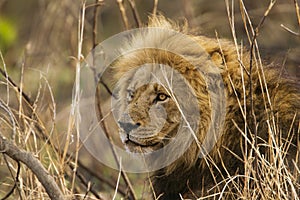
[113,16,299,199]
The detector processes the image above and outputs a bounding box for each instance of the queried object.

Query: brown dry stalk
[0,41,123,200]
[127,0,141,27]
[92,1,137,199]
[153,0,158,16]
[65,0,87,194]
[92,0,104,48]
[280,24,300,36]
[0,3,127,198]
[0,68,32,105]
[127,0,142,28]
[1,156,21,199]
[95,62,137,200]
[294,0,300,29]
[248,1,276,198]
[68,163,104,200]
[117,0,129,30]
[280,0,300,36]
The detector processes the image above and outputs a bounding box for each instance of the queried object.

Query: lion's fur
[113,16,299,199]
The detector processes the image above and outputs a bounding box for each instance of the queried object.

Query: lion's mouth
[125,139,160,147]
[125,134,160,147]
[124,138,163,153]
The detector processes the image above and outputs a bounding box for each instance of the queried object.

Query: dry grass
[0,0,299,199]
[216,1,299,199]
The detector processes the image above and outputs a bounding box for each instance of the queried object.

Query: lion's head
[117,65,181,153]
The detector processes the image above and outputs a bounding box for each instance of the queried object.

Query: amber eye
[156,93,169,102]
[127,89,135,101]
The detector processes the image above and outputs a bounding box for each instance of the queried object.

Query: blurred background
[0,0,299,107]
[0,0,299,199]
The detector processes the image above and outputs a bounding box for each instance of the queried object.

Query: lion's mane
[113,16,299,199]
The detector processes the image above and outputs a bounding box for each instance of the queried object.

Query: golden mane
[113,15,300,199]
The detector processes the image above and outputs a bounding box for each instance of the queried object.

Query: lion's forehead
[129,66,162,89]
[128,83,165,102]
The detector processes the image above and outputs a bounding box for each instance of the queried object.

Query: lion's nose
[118,121,140,133]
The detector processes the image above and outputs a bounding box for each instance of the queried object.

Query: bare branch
[0,135,64,200]
[95,52,137,200]
[153,0,159,16]
[92,1,136,198]
[279,0,300,37]
[92,0,104,48]
[117,0,129,30]
[280,24,300,36]
[294,0,300,29]
[248,0,276,198]
[0,67,32,106]
[127,0,141,27]
[68,164,104,200]
[1,156,21,200]
[76,159,127,196]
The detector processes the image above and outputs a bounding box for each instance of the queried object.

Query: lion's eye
[127,90,135,101]
[156,93,169,102]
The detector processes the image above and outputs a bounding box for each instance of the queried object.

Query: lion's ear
[210,50,225,68]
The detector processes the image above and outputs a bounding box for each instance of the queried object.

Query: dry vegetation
[0,0,299,199]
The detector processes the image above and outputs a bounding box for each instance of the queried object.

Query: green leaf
[0,17,17,51]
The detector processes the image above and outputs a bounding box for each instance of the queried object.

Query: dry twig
[1,156,21,200]
[91,1,137,198]
[153,0,159,16]
[294,0,300,29]
[127,0,141,27]
[117,0,129,30]
[0,135,64,200]
[248,1,276,198]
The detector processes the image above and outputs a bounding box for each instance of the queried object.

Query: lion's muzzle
[118,121,140,134]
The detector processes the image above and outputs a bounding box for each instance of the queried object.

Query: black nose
[118,121,140,133]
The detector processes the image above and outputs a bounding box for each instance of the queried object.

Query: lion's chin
[124,140,163,153]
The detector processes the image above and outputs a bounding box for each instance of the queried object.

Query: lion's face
[117,66,182,153]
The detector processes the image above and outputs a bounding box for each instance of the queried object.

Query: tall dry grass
[0,0,299,199]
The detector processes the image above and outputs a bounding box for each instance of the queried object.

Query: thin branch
[0,51,10,104]
[117,0,129,30]
[280,24,300,36]
[153,0,158,16]
[0,135,64,200]
[112,157,122,200]
[66,0,86,193]
[92,1,136,198]
[99,76,115,98]
[76,159,127,196]
[68,164,104,200]
[91,0,115,97]
[1,26,125,200]
[92,0,104,48]
[294,0,300,29]
[249,0,276,137]
[248,0,276,198]
[0,67,32,105]
[94,50,137,200]
[279,0,300,37]
[94,85,137,199]
[127,0,141,27]
[1,156,21,200]
[1,44,124,200]
[0,57,53,147]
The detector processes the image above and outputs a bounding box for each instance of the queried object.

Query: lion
[112,16,299,199]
